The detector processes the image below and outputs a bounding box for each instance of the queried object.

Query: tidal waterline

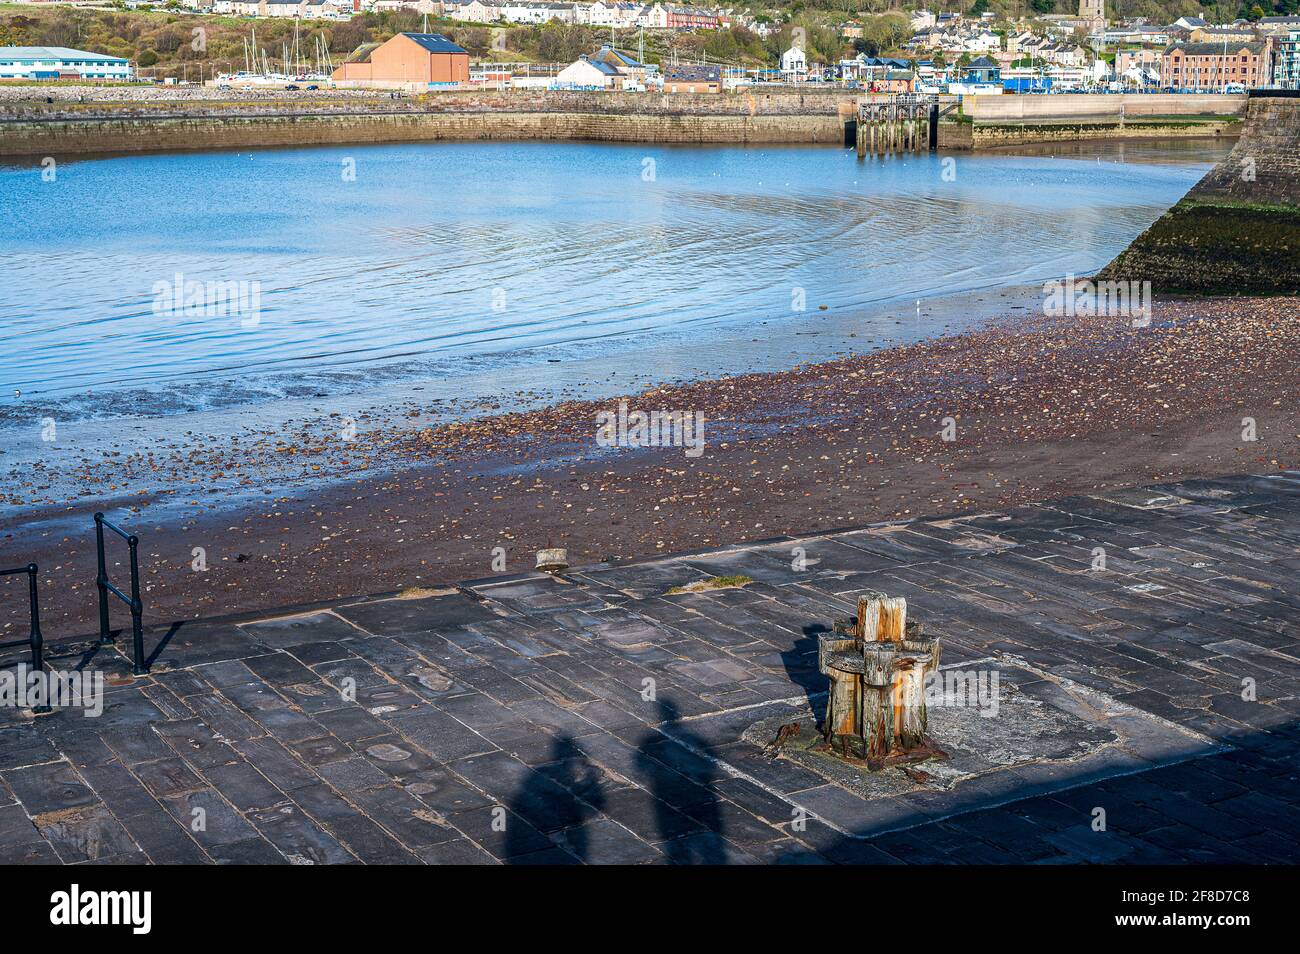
[2,138,1227,413]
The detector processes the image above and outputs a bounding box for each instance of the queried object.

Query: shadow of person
[506,733,604,863]
[781,624,829,734]
[637,698,726,865]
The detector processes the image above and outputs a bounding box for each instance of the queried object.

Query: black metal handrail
[0,562,50,712]
[95,513,147,675]
[0,562,44,671]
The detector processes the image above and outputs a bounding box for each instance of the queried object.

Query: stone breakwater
[942,92,1245,150]
[1098,93,1300,296]
[0,110,848,155]
[0,86,1250,157]
[0,85,859,115]
[0,86,858,155]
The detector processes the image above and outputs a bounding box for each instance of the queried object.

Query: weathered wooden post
[818,593,942,769]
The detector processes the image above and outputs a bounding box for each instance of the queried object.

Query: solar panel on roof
[402,34,469,55]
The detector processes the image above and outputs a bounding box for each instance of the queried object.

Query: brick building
[661,63,721,93]
[1161,41,1267,90]
[664,5,719,30]
[332,33,470,86]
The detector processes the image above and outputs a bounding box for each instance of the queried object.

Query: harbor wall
[0,87,1249,156]
[0,88,860,155]
[943,92,1245,149]
[1097,93,1300,295]
[962,92,1247,122]
[963,117,1240,148]
[0,109,848,155]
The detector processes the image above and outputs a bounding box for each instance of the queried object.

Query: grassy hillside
[0,4,859,76]
[5,0,1297,81]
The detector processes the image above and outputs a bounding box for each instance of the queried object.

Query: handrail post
[128,535,146,676]
[95,512,110,644]
[27,563,50,713]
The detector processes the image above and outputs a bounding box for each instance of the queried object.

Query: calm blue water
[0,138,1225,421]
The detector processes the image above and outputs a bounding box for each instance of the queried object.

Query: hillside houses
[1007,33,1088,67]
[445,1,720,29]
[210,0,353,17]
[908,23,999,56]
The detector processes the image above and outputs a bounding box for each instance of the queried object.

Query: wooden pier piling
[856,94,937,159]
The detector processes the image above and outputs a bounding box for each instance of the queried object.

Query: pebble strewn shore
[2,299,1296,639]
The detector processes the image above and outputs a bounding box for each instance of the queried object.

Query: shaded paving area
[2,472,1298,864]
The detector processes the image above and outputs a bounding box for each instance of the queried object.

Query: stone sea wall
[1097,94,1300,296]
[0,87,1244,156]
[948,92,1245,150]
[0,87,860,155]
[966,118,1240,148]
[0,109,848,155]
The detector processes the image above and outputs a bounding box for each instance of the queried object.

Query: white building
[498,2,575,23]
[458,0,504,20]
[581,1,642,27]
[780,43,806,77]
[910,10,936,31]
[0,46,133,80]
[555,55,617,86]
[964,30,1000,52]
[260,0,306,15]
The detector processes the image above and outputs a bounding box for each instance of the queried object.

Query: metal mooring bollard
[818,593,943,770]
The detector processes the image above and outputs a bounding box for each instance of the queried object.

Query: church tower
[1079,0,1105,28]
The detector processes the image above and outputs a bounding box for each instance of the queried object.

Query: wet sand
[2,297,1296,643]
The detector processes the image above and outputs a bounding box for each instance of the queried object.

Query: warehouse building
[0,47,134,81]
[331,33,470,87]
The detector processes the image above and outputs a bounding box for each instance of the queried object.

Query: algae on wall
[1097,96,1300,296]
[1099,202,1300,296]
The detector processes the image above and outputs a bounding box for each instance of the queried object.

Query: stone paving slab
[1,473,1299,864]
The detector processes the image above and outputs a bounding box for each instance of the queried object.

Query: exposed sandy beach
[2,297,1296,644]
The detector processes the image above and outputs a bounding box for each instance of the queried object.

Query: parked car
[306,84,319,90]
[285,83,300,90]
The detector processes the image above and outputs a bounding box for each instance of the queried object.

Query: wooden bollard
[818,593,940,768]
[857,594,907,641]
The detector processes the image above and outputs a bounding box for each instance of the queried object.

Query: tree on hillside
[538,26,566,62]
[460,27,490,56]
[328,17,370,54]
[39,17,82,48]
[852,13,910,57]
[153,26,183,53]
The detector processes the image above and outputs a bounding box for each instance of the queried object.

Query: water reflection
[0,140,1227,413]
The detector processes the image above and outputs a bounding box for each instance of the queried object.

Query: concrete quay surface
[1,473,1297,864]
